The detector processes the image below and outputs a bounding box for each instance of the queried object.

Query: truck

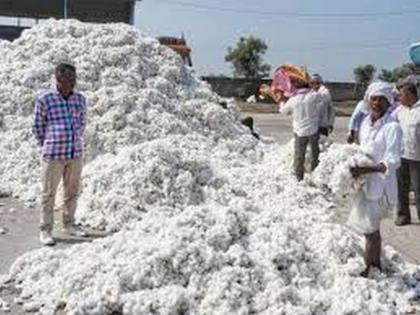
[157,36,192,67]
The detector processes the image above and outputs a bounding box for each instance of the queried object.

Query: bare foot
[360,268,370,278]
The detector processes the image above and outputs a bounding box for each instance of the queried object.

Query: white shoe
[40,231,55,246]
[63,225,88,237]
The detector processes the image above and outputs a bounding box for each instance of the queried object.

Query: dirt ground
[1,113,420,314]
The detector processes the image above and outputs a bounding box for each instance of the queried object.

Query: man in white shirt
[310,74,336,137]
[348,81,402,276]
[394,82,420,225]
[280,89,323,181]
[265,64,322,181]
[347,100,369,144]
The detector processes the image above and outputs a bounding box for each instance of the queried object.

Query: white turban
[366,81,395,105]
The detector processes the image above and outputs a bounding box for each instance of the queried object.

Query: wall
[0,25,27,41]
[202,76,356,102]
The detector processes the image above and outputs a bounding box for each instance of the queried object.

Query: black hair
[294,80,310,89]
[55,63,76,76]
[241,116,254,130]
[397,82,418,98]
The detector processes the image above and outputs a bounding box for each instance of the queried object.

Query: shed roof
[0,0,140,23]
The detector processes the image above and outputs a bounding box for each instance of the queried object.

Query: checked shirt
[32,89,86,160]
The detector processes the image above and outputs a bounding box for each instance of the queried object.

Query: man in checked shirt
[33,63,88,245]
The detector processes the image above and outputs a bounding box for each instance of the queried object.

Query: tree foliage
[354,64,376,87]
[378,63,416,83]
[353,64,376,97]
[225,36,271,78]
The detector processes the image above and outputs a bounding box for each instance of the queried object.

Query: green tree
[225,36,271,78]
[378,69,394,82]
[378,63,416,82]
[353,64,376,97]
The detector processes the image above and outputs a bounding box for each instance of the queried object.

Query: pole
[64,0,68,19]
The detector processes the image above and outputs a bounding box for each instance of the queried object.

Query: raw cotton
[0,18,248,220]
[312,143,374,199]
[0,20,419,315]
[0,297,11,312]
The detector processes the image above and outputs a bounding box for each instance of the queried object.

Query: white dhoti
[347,190,393,235]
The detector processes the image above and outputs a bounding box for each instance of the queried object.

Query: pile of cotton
[0,19,420,315]
[3,147,420,314]
[76,133,260,231]
[0,19,249,211]
[312,143,374,198]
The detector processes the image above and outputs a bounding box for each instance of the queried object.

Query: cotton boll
[0,298,11,312]
[199,266,255,315]
[121,286,189,315]
[22,301,41,312]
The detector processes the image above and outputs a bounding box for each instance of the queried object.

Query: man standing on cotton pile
[310,74,335,137]
[347,81,402,277]
[263,65,323,181]
[33,63,88,246]
[393,82,420,226]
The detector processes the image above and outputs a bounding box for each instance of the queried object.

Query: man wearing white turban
[347,81,402,276]
[347,82,398,144]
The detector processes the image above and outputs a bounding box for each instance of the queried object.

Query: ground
[1,112,420,314]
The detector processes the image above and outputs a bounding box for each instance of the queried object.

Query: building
[0,0,140,41]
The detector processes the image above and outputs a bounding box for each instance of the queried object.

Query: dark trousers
[294,133,320,181]
[397,158,420,220]
[318,127,329,137]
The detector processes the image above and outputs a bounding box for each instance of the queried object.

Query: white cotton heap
[312,143,375,198]
[0,20,419,315]
[0,18,249,217]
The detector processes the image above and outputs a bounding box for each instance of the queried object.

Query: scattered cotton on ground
[0,20,419,315]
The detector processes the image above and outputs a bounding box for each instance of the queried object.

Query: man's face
[273,88,285,102]
[56,70,76,96]
[310,79,321,91]
[369,95,389,119]
[399,88,416,107]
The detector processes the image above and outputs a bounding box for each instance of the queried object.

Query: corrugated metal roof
[0,0,140,23]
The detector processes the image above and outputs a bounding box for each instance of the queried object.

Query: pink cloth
[271,68,294,96]
[271,68,309,98]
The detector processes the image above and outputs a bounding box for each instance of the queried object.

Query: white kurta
[347,113,402,234]
[394,100,420,161]
[280,91,322,137]
[318,85,336,128]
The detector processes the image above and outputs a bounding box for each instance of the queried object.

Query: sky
[134,0,420,82]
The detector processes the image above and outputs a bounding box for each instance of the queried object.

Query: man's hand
[350,163,387,179]
[350,166,364,179]
[347,130,358,144]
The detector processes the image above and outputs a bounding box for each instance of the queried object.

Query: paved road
[244,113,349,144]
